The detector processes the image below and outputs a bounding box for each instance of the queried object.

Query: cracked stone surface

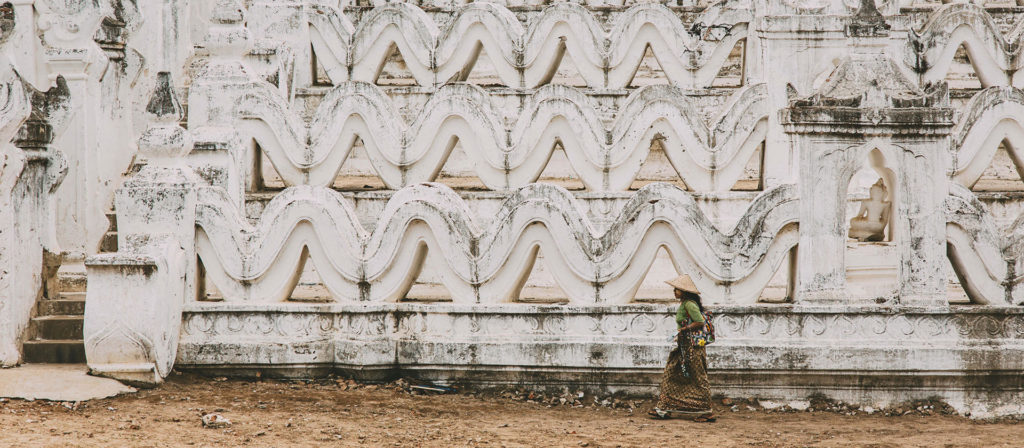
[0,364,135,402]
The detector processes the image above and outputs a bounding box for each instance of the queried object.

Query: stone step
[99,231,118,253]
[106,211,117,232]
[58,291,86,301]
[31,316,83,341]
[37,298,86,316]
[56,272,87,293]
[21,340,86,364]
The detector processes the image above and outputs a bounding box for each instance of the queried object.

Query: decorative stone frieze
[177,302,1024,418]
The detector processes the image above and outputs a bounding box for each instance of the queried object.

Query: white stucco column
[85,72,198,386]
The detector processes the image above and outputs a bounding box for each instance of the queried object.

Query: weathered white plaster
[308,2,753,89]
[237,81,768,192]
[85,73,198,385]
[0,55,69,367]
[0,0,1022,415]
[176,302,1024,418]
[194,181,797,305]
[0,76,37,367]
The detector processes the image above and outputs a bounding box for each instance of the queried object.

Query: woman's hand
[679,322,703,333]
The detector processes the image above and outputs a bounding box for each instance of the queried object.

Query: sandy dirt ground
[0,373,1020,448]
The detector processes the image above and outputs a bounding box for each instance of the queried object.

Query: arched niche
[785,54,954,305]
[840,145,900,301]
[843,148,897,243]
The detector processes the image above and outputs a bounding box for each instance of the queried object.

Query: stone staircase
[21,212,117,364]
[99,211,118,253]
[22,274,87,363]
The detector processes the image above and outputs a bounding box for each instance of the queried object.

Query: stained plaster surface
[0,364,135,402]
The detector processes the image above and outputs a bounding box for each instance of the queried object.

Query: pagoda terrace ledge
[176,302,1024,419]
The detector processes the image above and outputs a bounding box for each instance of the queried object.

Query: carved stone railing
[307,2,752,89]
[945,183,1014,305]
[949,87,1024,188]
[907,3,1024,88]
[334,0,736,9]
[195,182,798,304]
[237,81,768,192]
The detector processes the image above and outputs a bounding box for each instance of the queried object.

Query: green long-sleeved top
[675,300,704,329]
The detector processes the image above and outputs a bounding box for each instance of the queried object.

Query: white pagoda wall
[3,0,1024,417]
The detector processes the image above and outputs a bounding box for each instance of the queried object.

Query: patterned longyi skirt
[655,343,712,415]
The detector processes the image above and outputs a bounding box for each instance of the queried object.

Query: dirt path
[0,373,1019,447]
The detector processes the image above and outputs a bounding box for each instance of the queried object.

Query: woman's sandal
[647,409,670,420]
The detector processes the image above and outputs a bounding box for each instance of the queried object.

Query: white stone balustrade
[308,2,753,89]
[908,4,1024,87]
[950,87,1024,188]
[195,182,798,304]
[237,81,768,191]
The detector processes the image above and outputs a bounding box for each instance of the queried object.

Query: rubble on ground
[205,374,986,420]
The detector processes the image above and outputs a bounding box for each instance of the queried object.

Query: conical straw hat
[665,275,700,294]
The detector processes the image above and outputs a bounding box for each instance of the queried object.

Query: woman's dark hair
[680,290,703,312]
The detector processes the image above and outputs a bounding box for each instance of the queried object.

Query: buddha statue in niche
[849,179,891,242]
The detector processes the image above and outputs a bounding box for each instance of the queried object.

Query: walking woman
[649,275,715,422]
